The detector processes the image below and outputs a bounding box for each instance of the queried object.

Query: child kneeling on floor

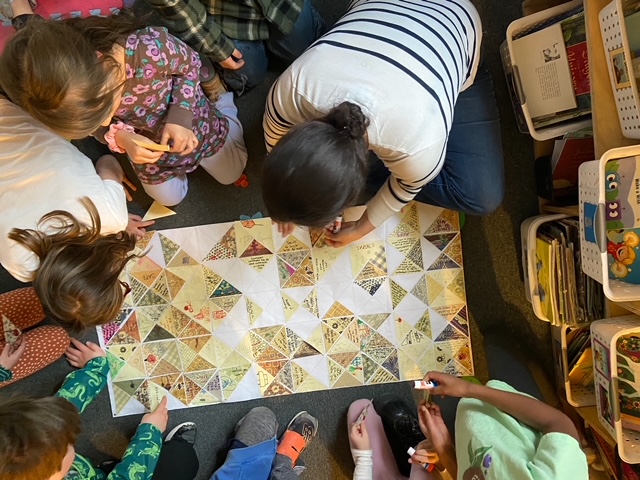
[211,406,318,480]
[0,11,247,207]
[0,338,199,480]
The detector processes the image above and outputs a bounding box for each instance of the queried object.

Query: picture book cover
[617,335,640,422]
[535,237,553,320]
[605,156,640,230]
[607,228,640,283]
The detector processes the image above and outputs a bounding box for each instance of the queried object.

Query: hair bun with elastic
[325,101,369,139]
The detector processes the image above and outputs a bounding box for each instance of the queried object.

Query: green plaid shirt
[144,0,304,62]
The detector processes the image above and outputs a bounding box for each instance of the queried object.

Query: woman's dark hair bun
[324,101,369,139]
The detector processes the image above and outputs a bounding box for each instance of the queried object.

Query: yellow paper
[142,201,177,221]
[132,139,171,152]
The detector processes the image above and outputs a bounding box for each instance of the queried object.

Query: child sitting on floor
[8,198,138,329]
[0,287,69,387]
[0,11,247,207]
[0,337,200,480]
[211,406,318,480]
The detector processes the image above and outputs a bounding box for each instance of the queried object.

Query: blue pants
[367,64,505,216]
[221,0,325,94]
[211,407,297,480]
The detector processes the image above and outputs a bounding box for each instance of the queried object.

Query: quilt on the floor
[97,202,472,416]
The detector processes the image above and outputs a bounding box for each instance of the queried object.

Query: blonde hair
[0,15,132,139]
[9,198,137,329]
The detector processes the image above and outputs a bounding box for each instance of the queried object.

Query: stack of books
[534,217,604,326]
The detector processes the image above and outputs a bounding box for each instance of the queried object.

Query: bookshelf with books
[522,0,640,476]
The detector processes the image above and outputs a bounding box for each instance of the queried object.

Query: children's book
[617,335,640,429]
[535,236,554,320]
[605,156,640,231]
[512,23,577,118]
[607,228,640,284]
[568,346,594,386]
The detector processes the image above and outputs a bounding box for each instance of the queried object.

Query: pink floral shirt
[109,27,229,185]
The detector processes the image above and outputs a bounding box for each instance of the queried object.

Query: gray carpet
[0,0,554,478]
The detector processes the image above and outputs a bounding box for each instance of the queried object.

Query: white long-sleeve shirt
[0,97,128,282]
[352,449,373,480]
[264,0,482,227]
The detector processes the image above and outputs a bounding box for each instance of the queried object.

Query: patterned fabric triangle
[203,227,236,261]
[211,279,242,297]
[423,232,458,251]
[158,234,181,264]
[240,239,272,258]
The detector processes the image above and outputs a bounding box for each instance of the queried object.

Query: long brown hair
[9,198,137,330]
[0,11,142,139]
[0,396,81,480]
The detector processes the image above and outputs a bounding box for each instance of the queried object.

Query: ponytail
[323,101,370,139]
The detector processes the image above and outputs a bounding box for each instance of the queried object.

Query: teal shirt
[455,380,588,480]
[55,357,164,480]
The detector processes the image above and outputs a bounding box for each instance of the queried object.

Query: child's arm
[143,0,235,63]
[350,421,373,480]
[425,372,579,440]
[106,397,168,480]
[140,28,200,132]
[55,339,109,414]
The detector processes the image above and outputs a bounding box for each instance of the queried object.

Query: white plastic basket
[504,0,592,140]
[599,0,640,139]
[592,315,640,463]
[579,145,640,301]
[521,214,569,322]
[552,324,596,407]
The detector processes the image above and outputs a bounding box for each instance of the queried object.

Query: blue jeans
[221,0,325,94]
[367,64,505,215]
[210,407,297,480]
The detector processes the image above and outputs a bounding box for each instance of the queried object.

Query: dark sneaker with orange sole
[276,411,318,465]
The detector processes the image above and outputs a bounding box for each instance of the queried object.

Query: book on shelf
[511,23,577,119]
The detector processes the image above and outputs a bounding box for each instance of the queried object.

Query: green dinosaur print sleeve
[55,357,109,413]
[0,365,13,382]
[106,423,163,480]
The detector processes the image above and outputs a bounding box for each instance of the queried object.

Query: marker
[407,447,435,472]
[414,380,439,390]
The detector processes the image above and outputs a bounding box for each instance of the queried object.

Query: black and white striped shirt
[263,0,482,226]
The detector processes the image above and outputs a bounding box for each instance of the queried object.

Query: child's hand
[350,419,371,450]
[141,396,169,432]
[126,214,154,240]
[409,440,439,467]
[0,340,26,371]
[161,123,199,155]
[418,401,453,458]
[115,131,165,165]
[276,221,296,237]
[424,371,472,398]
[218,48,245,70]
[65,338,105,369]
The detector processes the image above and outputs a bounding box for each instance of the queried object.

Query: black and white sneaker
[165,422,197,445]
